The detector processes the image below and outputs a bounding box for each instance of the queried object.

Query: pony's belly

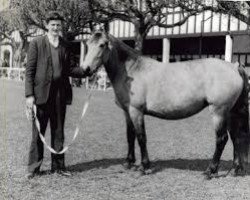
[145,100,207,120]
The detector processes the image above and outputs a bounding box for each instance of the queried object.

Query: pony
[82,31,250,179]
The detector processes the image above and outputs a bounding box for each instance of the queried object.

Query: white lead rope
[32,92,92,154]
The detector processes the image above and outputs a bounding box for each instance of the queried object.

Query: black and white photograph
[1,0,250,199]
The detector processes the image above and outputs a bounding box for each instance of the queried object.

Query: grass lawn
[1,79,250,200]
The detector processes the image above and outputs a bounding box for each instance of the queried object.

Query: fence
[0,67,25,81]
[0,67,110,91]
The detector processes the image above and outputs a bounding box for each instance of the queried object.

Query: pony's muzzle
[85,66,90,72]
[84,66,92,74]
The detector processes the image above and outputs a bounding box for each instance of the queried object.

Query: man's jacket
[25,35,86,105]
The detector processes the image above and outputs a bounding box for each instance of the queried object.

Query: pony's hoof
[138,166,153,175]
[123,162,135,170]
[203,170,218,180]
[142,168,153,175]
[228,167,246,177]
[203,172,212,180]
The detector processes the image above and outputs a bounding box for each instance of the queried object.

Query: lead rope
[29,76,97,154]
[33,93,91,154]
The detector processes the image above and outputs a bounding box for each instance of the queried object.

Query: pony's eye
[99,44,105,48]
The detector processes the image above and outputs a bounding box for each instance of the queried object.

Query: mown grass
[1,79,250,200]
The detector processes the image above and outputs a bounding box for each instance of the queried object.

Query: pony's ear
[90,26,96,34]
[103,22,109,33]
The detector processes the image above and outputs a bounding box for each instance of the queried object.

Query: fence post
[18,69,21,81]
[85,77,89,89]
[104,76,107,91]
[7,68,10,79]
[225,34,233,62]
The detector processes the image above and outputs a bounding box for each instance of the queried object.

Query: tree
[0,8,32,67]
[11,0,93,40]
[2,0,249,64]
[88,0,250,53]
[0,0,94,67]
[214,0,250,24]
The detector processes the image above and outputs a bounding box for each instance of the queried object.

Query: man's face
[46,20,62,37]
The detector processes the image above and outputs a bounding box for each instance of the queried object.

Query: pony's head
[82,31,111,74]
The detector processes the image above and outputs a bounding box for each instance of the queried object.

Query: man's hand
[26,96,35,121]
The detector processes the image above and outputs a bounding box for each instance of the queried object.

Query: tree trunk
[133,22,150,54]
[134,33,144,53]
[13,45,22,68]
[13,33,27,68]
[13,40,25,68]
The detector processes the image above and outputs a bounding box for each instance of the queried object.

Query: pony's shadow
[68,158,124,172]
[67,158,250,176]
[152,159,231,174]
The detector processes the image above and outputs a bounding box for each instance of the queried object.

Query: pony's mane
[108,34,140,61]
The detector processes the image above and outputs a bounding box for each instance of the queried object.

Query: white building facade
[76,9,250,67]
[1,6,250,81]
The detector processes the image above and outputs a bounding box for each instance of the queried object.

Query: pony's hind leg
[123,111,136,169]
[204,107,228,179]
[228,101,250,176]
[227,63,250,176]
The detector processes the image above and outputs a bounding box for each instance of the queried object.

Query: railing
[0,67,111,91]
[73,70,111,91]
[0,67,25,81]
[86,70,110,91]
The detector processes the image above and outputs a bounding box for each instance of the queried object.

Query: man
[25,11,90,178]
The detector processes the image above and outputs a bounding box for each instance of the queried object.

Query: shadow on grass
[152,159,250,177]
[152,159,233,173]
[68,158,125,172]
[67,157,250,176]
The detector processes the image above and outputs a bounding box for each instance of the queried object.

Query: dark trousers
[28,84,66,173]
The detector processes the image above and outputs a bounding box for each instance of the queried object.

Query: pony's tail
[230,63,250,165]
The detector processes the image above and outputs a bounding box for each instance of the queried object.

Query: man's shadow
[67,158,250,176]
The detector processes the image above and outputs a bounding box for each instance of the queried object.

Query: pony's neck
[104,36,139,82]
[114,37,139,62]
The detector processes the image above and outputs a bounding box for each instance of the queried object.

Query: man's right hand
[26,96,35,121]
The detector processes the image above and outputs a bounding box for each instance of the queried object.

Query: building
[76,8,250,67]
[1,4,250,81]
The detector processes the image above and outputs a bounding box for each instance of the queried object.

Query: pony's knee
[216,133,228,146]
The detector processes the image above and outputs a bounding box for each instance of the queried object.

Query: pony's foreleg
[123,111,136,169]
[204,110,228,179]
[129,106,151,174]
